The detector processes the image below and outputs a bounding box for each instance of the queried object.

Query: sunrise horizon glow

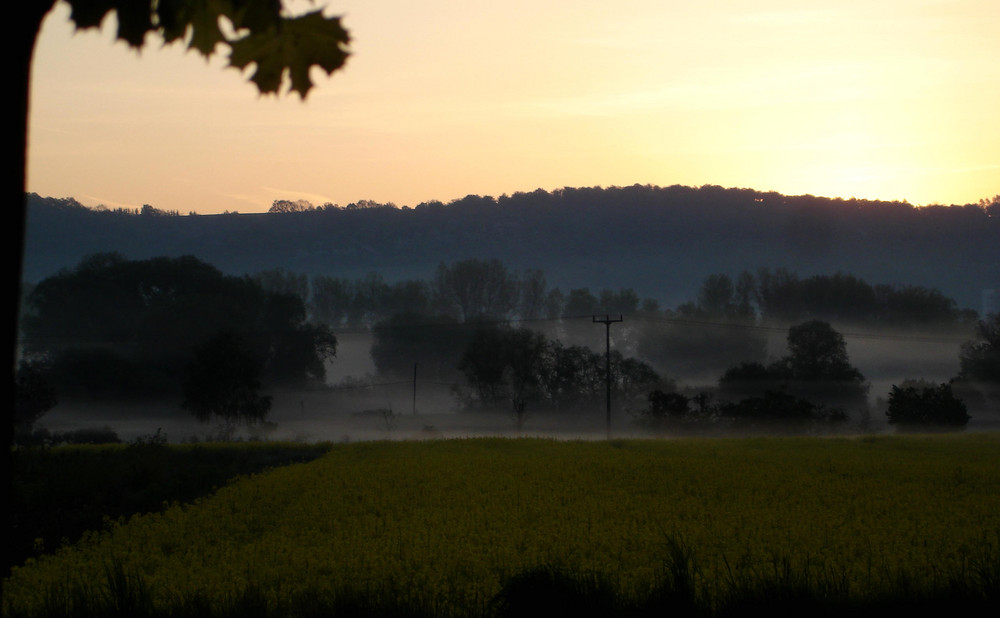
[26,0,1000,215]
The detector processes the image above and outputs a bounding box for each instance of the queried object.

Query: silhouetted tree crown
[22,253,336,398]
[959,313,1000,384]
[779,320,865,383]
[717,320,868,413]
[458,325,661,413]
[182,331,272,426]
[432,259,520,322]
[886,382,970,430]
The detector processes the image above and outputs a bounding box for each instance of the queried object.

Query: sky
[27,0,1000,214]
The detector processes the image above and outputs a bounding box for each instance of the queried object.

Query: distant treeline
[17,253,999,430]
[32,197,185,217]
[251,259,978,329]
[36,189,1000,217]
[24,187,1000,311]
[254,259,982,398]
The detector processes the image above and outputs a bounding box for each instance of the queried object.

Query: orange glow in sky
[27,0,1000,214]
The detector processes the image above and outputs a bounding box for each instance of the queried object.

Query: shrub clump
[886,381,970,430]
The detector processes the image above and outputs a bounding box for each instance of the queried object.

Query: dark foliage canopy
[717,320,868,411]
[432,259,520,322]
[639,386,846,432]
[182,331,272,425]
[22,253,336,398]
[459,325,661,412]
[959,313,1000,385]
[644,390,691,421]
[886,382,970,430]
[780,320,865,383]
[754,269,964,324]
[720,390,845,426]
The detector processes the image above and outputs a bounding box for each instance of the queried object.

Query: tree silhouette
[459,325,661,416]
[458,326,542,407]
[721,390,840,427]
[959,313,1000,385]
[697,274,734,317]
[716,321,868,417]
[432,259,520,322]
[9,0,351,475]
[641,390,690,426]
[22,253,336,395]
[957,313,1000,412]
[886,382,970,430]
[980,194,1000,218]
[563,288,599,317]
[778,320,864,383]
[182,331,272,428]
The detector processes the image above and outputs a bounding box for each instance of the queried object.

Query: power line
[629,314,971,344]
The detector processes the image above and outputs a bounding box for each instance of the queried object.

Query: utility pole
[593,314,623,439]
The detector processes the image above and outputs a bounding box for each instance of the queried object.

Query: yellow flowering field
[5,434,1000,615]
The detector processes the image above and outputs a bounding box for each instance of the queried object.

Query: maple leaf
[227,0,284,33]
[65,0,116,31]
[61,0,348,97]
[155,0,285,56]
[155,0,232,54]
[66,0,208,50]
[228,10,349,98]
[113,0,155,47]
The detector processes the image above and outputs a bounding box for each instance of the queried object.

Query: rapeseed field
[5,434,999,616]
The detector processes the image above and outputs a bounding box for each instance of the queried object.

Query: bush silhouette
[886,382,970,430]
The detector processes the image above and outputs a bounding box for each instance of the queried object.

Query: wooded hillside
[24,186,999,311]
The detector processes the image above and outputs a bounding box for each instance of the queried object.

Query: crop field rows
[5,434,1000,616]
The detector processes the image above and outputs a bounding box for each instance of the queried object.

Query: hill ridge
[23,186,1000,311]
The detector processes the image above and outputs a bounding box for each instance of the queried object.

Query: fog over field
[35,322,1000,444]
[18,194,998,444]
